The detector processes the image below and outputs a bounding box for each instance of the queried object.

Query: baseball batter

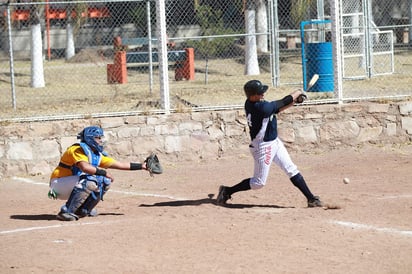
[217,80,323,207]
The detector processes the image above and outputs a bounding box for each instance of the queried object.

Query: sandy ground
[0,144,411,274]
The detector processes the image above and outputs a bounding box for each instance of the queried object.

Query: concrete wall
[1,101,411,178]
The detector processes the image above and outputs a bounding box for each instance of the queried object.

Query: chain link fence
[0,0,411,121]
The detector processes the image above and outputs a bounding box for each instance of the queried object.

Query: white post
[65,23,75,60]
[244,3,260,75]
[156,0,170,114]
[269,0,280,87]
[31,23,45,88]
[147,0,153,94]
[6,4,16,110]
[256,0,268,53]
[330,0,343,103]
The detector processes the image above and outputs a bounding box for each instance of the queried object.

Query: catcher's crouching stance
[49,126,163,221]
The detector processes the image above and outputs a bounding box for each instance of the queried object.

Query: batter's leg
[249,141,275,189]
[272,138,322,207]
[217,141,275,205]
[216,178,251,205]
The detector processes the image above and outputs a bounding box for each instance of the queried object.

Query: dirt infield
[1,144,411,273]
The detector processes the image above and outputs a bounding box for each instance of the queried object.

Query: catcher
[49,126,162,221]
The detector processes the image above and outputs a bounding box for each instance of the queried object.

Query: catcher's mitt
[145,153,163,176]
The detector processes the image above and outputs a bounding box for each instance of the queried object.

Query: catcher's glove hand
[296,93,307,104]
[145,153,163,177]
[48,189,57,200]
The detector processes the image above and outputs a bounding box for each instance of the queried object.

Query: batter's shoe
[56,211,79,221]
[217,185,231,205]
[307,196,323,208]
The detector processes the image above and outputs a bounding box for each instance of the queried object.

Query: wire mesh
[0,0,411,121]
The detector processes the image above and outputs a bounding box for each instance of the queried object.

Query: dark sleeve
[258,101,279,116]
[275,95,293,110]
[258,95,292,115]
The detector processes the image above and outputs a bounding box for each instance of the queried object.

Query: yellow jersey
[50,144,115,179]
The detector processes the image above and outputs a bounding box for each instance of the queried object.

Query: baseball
[343,177,350,184]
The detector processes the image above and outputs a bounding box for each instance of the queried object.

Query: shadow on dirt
[10,212,124,221]
[139,195,294,209]
[10,214,58,221]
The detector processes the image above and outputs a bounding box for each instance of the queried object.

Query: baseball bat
[296,74,319,103]
[306,74,319,91]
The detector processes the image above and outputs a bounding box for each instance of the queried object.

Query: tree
[291,0,314,27]
[29,2,45,88]
[256,0,268,53]
[244,0,260,75]
[65,1,75,60]
[65,2,88,60]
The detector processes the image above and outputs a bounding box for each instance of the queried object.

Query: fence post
[156,0,170,114]
[330,0,343,103]
[5,3,17,110]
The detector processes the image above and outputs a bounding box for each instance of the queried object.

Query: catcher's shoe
[56,211,79,221]
[307,196,323,208]
[217,185,231,205]
[88,209,98,217]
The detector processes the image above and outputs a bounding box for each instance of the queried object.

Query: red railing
[4,6,110,21]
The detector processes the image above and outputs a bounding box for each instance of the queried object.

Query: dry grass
[1,49,411,121]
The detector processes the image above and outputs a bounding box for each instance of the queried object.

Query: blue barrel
[305,42,334,92]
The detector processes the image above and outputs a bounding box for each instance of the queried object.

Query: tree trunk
[66,23,75,60]
[245,6,260,75]
[31,23,45,88]
[256,0,268,53]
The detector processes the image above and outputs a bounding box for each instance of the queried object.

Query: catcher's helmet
[244,80,268,97]
[78,126,105,153]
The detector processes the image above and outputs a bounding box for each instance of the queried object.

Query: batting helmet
[77,126,105,153]
[244,80,268,97]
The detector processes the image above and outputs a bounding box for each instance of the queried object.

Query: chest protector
[71,142,102,176]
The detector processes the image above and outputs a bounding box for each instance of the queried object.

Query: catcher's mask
[244,80,268,97]
[78,126,105,153]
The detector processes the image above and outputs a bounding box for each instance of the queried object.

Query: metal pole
[409,0,412,45]
[317,0,324,20]
[317,0,325,42]
[363,0,372,78]
[6,3,17,110]
[46,0,51,61]
[268,0,274,86]
[156,0,170,114]
[269,0,279,87]
[146,0,153,94]
[330,0,343,103]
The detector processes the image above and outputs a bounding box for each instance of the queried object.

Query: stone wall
[1,101,411,178]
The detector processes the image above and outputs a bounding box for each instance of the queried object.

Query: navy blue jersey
[245,99,281,142]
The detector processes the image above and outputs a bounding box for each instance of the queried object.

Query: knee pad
[76,192,100,217]
[249,177,265,190]
[99,177,111,200]
[64,187,89,214]
[64,177,98,214]
[75,177,111,217]
[81,175,99,192]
